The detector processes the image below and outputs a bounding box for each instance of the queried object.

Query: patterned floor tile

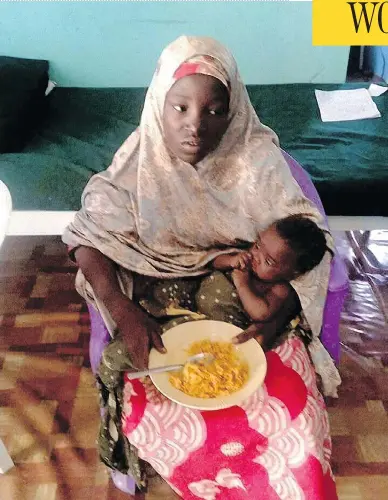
[0,233,387,499]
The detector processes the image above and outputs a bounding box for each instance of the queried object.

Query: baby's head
[250,215,329,282]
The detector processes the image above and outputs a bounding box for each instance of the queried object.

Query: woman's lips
[181,139,203,152]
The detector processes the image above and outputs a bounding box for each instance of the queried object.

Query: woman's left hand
[232,322,277,351]
[232,286,301,349]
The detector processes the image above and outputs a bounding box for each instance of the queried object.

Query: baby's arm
[213,252,252,271]
[232,270,291,323]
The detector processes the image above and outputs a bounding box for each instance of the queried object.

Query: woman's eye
[265,259,274,267]
[209,108,224,116]
[173,105,185,112]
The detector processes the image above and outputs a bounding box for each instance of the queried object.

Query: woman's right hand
[73,247,166,369]
[105,292,166,370]
[127,313,166,370]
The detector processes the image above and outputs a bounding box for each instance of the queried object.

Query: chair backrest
[282,150,349,363]
[282,150,348,290]
[282,150,327,222]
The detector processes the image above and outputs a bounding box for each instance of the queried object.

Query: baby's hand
[231,252,252,270]
[232,268,250,288]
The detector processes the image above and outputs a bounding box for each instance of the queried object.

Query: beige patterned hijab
[63,36,340,396]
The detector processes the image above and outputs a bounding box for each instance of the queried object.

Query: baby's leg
[196,271,249,330]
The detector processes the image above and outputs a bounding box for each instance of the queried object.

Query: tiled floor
[0,233,387,499]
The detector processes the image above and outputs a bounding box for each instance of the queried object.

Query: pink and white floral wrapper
[122,336,338,499]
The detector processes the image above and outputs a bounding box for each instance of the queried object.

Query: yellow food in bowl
[169,339,249,398]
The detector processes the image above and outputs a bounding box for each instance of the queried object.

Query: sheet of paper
[368,83,388,97]
[315,88,381,122]
[45,80,57,96]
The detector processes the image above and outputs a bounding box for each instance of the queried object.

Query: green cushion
[0,83,387,216]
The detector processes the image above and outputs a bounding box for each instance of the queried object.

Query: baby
[138,215,331,339]
[205,214,331,326]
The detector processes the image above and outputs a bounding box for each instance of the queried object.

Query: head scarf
[63,36,339,396]
[173,55,230,91]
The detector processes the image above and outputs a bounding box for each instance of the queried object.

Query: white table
[0,180,14,474]
[5,211,388,237]
[0,180,12,247]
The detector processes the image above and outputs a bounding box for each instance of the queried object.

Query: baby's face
[250,226,297,282]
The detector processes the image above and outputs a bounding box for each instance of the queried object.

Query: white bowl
[149,320,267,411]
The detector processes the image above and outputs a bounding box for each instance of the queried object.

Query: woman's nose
[185,111,205,134]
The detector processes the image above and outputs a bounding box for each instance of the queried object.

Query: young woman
[64,36,340,499]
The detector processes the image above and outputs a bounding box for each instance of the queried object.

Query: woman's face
[163,74,230,165]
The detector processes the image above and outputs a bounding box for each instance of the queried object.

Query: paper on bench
[315,88,381,122]
[368,83,388,97]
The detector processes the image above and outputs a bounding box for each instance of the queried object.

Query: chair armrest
[328,254,349,293]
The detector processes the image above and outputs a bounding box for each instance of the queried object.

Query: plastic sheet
[334,230,388,365]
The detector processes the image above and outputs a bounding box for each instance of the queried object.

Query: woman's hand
[232,322,277,351]
[103,291,166,370]
[116,307,166,370]
[74,247,166,370]
[232,286,301,350]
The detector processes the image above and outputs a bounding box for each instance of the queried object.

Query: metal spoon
[126,352,215,380]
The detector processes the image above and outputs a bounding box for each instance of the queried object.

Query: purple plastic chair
[282,150,349,364]
[87,304,137,495]
[88,150,349,494]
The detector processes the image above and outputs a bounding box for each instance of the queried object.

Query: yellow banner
[313,0,388,45]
